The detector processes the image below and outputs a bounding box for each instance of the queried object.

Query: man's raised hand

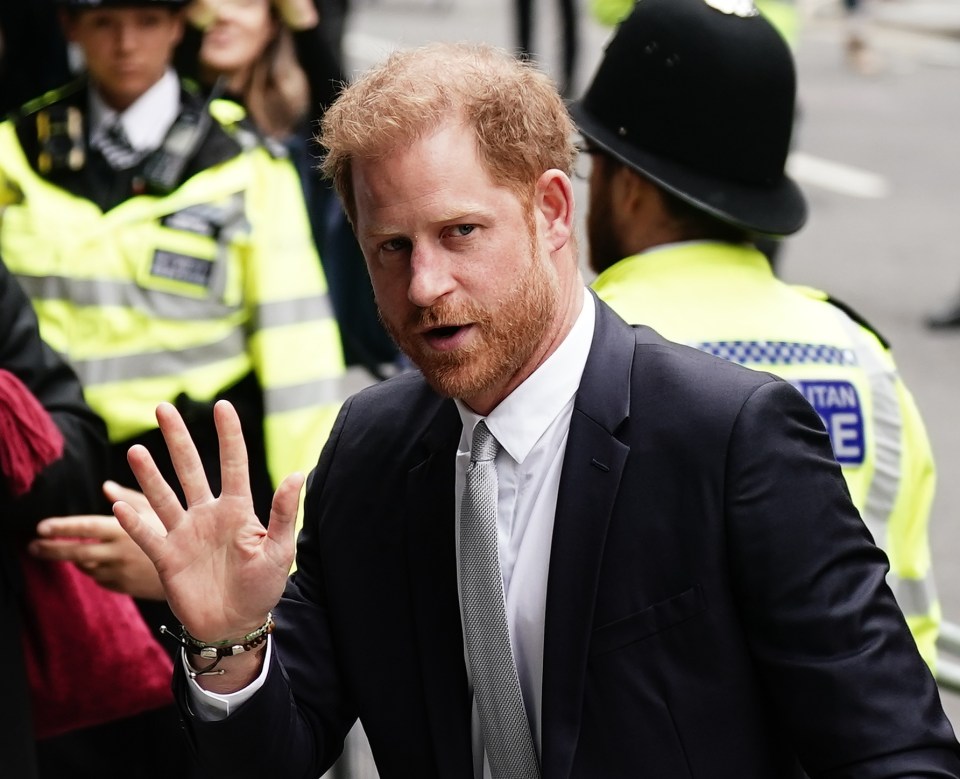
[113,400,304,646]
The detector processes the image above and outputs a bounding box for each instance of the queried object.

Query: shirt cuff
[181,637,273,721]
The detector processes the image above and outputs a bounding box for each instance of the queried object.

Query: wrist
[186,641,268,695]
[163,613,275,678]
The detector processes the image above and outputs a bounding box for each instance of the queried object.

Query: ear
[171,10,186,46]
[59,9,78,42]
[616,165,652,215]
[533,169,575,253]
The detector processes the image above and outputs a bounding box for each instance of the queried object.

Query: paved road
[785,1,960,722]
[341,0,960,729]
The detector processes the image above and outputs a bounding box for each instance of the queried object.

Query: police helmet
[570,0,807,236]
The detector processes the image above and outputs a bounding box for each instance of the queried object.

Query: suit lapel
[542,297,635,779]
[405,401,474,778]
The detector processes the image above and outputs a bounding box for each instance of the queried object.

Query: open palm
[113,400,304,644]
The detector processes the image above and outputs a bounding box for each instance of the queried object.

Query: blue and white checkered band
[695,341,859,367]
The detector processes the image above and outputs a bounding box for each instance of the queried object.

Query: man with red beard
[573,0,941,671]
[111,39,960,779]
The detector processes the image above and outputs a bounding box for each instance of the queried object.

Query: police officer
[572,0,940,669]
[0,0,345,775]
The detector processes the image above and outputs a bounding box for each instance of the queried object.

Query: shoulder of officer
[194,83,288,161]
[793,284,891,350]
[10,78,86,123]
[6,79,88,177]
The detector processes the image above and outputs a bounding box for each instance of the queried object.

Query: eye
[448,224,476,238]
[379,237,411,254]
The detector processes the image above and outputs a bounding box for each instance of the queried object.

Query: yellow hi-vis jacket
[0,87,345,496]
[593,241,939,669]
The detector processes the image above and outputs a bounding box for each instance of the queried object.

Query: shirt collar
[457,289,595,464]
[89,68,180,152]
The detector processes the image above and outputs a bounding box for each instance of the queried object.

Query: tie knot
[470,421,499,463]
[101,119,133,149]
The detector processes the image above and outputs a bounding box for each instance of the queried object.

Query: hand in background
[30,481,167,600]
[186,0,219,29]
[273,0,320,30]
[113,400,303,646]
[187,0,319,32]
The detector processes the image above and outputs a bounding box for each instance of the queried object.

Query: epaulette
[10,79,87,176]
[794,284,891,350]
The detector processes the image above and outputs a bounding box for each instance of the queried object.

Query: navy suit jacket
[176,296,960,778]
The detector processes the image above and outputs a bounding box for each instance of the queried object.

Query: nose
[115,21,137,52]
[407,243,456,308]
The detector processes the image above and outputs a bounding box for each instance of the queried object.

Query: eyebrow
[361,208,494,240]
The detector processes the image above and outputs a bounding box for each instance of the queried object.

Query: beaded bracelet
[160,613,275,678]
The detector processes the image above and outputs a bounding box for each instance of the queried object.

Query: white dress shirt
[455,290,594,779]
[186,291,598,778]
[88,67,180,155]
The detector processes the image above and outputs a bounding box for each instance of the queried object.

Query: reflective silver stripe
[15,273,242,321]
[888,573,938,619]
[209,194,251,284]
[833,313,939,623]
[70,330,247,386]
[832,309,902,551]
[264,376,344,413]
[255,294,334,329]
[937,620,960,654]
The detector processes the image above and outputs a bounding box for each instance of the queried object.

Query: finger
[35,516,120,541]
[29,538,112,565]
[155,402,214,507]
[265,471,305,563]
[127,444,186,531]
[113,499,167,564]
[102,480,152,511]
[215,400,254,500]
[29,537,84,561]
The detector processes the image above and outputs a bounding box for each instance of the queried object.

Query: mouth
[421,323,473,351]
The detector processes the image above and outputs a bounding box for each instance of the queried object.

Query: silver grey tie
[92,121,144,170]
[460,421,541,779]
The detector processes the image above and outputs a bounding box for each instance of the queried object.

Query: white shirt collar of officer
[89,67,180,154]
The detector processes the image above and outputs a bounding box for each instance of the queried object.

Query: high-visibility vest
[593,241,940,669]
[0,86,345,496]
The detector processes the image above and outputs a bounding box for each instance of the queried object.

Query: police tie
[92,120,144,171]
[459,421,541,779]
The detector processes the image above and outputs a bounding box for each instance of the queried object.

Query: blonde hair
[319,41,575,224]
